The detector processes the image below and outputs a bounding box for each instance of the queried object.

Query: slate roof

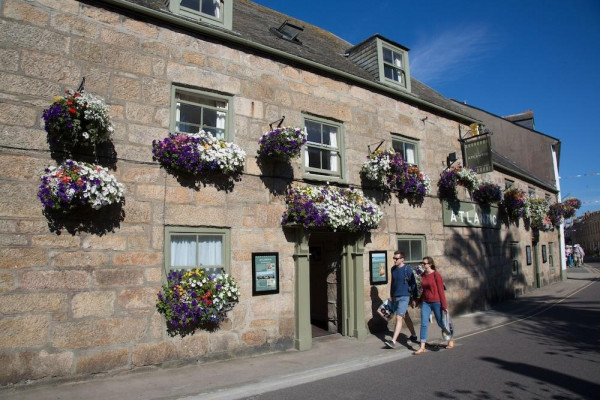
[102,0,477,122]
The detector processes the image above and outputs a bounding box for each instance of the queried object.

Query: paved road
[248,266,600,400]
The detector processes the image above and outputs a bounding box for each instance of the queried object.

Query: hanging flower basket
[361,149,430,205]
[257,126,307,159]
[281,185,383,232]
[38,160,124,212]
[152,131,246,176]
[437,165,480,199]
[42,89,114,148]
[525,198,552,231]
[547,202,566,227]
[563,197,581,218]
[502,187,527,221]
[472,182,503,205]
[156,268,240,337]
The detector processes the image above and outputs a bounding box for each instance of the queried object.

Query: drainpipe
[551,143,567,280]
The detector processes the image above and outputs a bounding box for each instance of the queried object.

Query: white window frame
[302,114,346,183]
[171,86,233,141]
[397,234,426,265]
[392,134,420,167]
[165,226,231,274]
[376,38,411,92]
[169,0,233,30]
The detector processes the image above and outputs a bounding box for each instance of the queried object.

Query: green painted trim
[375,38,411,92]
[294,228,312,351]
[301,114,347,184]
[168,0,232,30]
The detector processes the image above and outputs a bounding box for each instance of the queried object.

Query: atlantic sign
[463,135,493,173]
[442,200,501,229]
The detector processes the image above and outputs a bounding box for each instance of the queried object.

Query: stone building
[568,211,600,256]
[0,0,562,385]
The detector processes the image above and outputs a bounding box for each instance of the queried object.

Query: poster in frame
[369,251,388,285]
[542,245,547,263]
[252,252,279,296]
[526,245,532,265]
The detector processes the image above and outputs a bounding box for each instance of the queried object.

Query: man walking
[385,251,418,348]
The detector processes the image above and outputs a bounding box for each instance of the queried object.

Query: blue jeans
[419,301,446,343]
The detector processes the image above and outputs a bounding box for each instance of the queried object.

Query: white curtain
[405,143,415,165]
[171,235,222,267]
[329,130,338,172]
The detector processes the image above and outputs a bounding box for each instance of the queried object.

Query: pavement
[1,263,598,400]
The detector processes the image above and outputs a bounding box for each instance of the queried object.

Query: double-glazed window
[377,39,411,91]
[172,87,231,140]
[165,227,230,274]
[303,115,345,182]
[169,0,233,29]
[392,134,419,167]
[397,235,426,265]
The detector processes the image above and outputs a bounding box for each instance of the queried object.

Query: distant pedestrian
[414,256,454,355]
[384,251,418,349]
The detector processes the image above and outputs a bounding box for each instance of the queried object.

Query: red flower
[69,107,76,114]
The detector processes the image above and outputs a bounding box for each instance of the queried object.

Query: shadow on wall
[444,229,528,315]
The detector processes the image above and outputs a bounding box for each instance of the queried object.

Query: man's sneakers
[384,339,396,349]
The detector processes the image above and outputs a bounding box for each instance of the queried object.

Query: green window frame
[528,186,536,198]
[164,226,231,275]
[510,242,520,276]
[392,134,419,167]
[169,0,233,30]
[376,39,411,91]
[397,235,426,264]
[505,179,514,190]
[171,86,233,141]
[302,115,345,182]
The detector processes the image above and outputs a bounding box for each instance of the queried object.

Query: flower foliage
[281,185,383,232]
[412,264,425,300]
[152,131,246,175]
[38,160,124,212]
[563,197,582,218]
[361,149,430,205]
[502,187,527,221]
[156,268,240,336]
[547,202,566,227]
[258,126,307,159]
[472,182,503,205]
[437,165,480,199]
[525,198,552,231]
[42,89,114,148]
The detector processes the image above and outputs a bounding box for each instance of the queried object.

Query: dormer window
[169,0,233,30]
[270,20,304,44]
[377,39,411,91]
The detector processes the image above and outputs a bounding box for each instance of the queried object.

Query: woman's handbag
[441,310,454,340]
[377,298,396,321]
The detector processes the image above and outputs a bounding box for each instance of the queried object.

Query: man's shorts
[393,295,410,317]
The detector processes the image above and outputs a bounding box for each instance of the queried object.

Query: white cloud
[410,26,495,86]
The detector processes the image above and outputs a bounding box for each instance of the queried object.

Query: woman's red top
[420,271,447,310]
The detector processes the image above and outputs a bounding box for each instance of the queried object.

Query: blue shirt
[390,265,417,299]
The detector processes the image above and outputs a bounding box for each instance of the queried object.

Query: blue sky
[252,0,600,216]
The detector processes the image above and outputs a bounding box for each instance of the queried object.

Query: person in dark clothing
[384,251,418,349]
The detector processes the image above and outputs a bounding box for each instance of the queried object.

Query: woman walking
[414,256,454,355]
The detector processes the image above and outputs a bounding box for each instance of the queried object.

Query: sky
[252,0,600,217]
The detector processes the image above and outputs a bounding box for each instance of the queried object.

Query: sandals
[413,348,426,355]
[446,340,455,349]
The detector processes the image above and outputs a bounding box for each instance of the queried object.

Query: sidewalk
[1,264,598,400]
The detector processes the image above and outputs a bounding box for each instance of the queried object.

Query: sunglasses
[393,257,403,260]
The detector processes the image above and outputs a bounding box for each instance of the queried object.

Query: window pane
[323,124,337,147]
[397,240,410,258]
[383,48,393,64]
[171,235,196,267]
[307,147,322,169]
[197,235,222,266]
[321,149,331,170]
[392,51,403,68]
[181,0,200,11]
[201,0,221,17]
[306,120,322,143]
[410,240,422,261]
